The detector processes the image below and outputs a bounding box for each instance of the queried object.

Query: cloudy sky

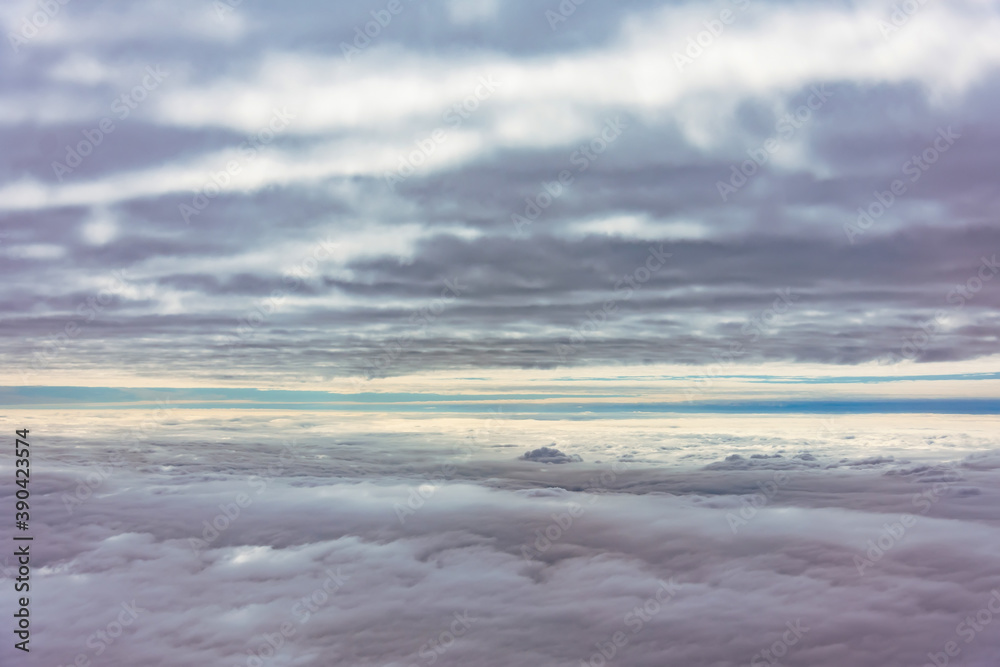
[4,2,1000,666]
[2,0,999,400]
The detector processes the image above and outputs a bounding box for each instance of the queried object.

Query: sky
[1,0,999,400]
[4,2,1000,666]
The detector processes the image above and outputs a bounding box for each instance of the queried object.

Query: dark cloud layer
[2,0,999,382]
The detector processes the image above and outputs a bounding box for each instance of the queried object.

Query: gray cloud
[6,411,1000,666]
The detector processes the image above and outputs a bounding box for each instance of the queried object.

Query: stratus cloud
[3,0,999,212]
[2,0,999,383]
[134,3,1000,136]
[0,0,248,52]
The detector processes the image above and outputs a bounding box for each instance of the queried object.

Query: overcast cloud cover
[2,0,1000,666]
[2,0,999,387]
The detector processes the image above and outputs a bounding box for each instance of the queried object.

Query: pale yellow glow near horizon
[4,355,1000,403]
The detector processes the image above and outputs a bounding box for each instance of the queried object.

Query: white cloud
[3,243,66,259]
[81,208,119,245]
[447,0,499,25]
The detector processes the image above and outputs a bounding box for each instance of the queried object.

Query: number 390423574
[15,429,30,523]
